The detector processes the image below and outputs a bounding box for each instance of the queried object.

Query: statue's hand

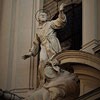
[59,3,66,11]
[22,52,32,60]
[22,55,30,60]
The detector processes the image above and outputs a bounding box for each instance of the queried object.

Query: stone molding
[82,39,98,50]
[52,50,100,70]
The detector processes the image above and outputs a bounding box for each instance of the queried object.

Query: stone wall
[0,0,33,92]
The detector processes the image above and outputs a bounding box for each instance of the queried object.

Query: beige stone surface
[82,0,98,54]
[52,50,100,95]
[97,0,100,40]
[0,0,33,90]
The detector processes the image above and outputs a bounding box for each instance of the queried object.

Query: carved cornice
[81,39,98,50]
[52,50,100,70]
[93,40,100,54]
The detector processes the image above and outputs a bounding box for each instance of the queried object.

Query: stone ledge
[52,50,100,70]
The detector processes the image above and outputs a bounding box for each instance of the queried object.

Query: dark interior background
[52,2,82,50]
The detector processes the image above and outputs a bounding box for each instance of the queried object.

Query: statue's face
[38,12,47,22]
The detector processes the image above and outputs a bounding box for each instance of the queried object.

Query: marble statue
[25,59,80,100]
[23,3,80,100]
[23,3,67,86]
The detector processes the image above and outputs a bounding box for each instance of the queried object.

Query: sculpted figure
[25,59,80,100]
[23,3,67,86]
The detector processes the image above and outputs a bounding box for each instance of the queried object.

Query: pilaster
[81,0,98,54]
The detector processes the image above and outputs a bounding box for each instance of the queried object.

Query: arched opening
[52,2,82,50]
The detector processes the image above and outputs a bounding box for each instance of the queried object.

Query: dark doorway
[52,2,82,50]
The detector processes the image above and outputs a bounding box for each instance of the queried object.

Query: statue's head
[38,12,47,22]
[35,9,51,22]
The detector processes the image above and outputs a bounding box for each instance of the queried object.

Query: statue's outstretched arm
[22,46,34,60]
[22,34,40,60]
[51,3,67,29]
[59,3,66,21]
